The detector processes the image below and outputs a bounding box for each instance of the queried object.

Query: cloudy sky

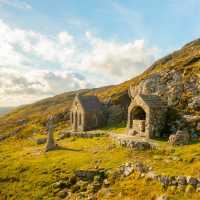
[0,0,200,106]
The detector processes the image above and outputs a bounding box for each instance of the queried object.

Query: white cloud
[0,0,32,10]
[83,32,157,77]
[0,19,158,106]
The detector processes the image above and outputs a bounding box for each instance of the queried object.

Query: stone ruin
[127,86,167,139]
[70,94,105,132]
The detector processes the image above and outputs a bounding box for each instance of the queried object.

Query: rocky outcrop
[36,138,47,145]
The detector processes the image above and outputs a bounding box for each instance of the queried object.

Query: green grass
[0,133,200,199]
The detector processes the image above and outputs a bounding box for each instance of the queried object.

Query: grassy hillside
[1,131,200,199]
[1,38,200,139]
[1,39,200,199]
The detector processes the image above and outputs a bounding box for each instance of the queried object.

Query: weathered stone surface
[119,162,134,177]
[0,135,7,142]
[110,133,155,151]
[177,176,187,186]
[127,94,167,139]
[70,94,105,132]
[159,176,170,188]
[188,96,200,111]
[45,115,57,152]
[107,104,124,125]
[168,130,190,145]
[134,162,149,174]
[57,190,68,198]
[16,119,28,125]
[186,176,198,187]
[36,138,47,145]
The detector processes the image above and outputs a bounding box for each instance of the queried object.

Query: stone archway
[129,106,146,136]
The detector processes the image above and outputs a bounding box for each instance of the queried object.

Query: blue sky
[0,0,200,106]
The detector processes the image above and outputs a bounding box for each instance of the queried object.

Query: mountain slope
[0,38,200,137]
[0,107,14,116]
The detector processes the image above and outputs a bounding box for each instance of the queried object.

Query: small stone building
[70,94,104,132]
[127,94,167,139]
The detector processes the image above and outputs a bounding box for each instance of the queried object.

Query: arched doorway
[130,106,146,136]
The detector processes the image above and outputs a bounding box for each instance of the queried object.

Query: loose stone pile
[110,133,156,150]
[114,162,200,193]
[51,169,107,199]
[50,161,200,199]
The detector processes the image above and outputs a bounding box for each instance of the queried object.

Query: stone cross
[45,115,57,152]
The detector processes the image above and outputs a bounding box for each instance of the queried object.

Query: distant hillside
[0,38,200,138]
[0,107,14,116]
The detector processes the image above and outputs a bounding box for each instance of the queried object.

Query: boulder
[168,130,190,145]
[0,135,7,141]
[134,162,149,174]
[59,131,71,139]
[188,96,200,111]
[177,176,187,186]
[186,176,198,187]
[16,119,28,125]
[119,162,134,177]
[57,190,68,198]
[159,176,170,188]
[36,138,47,145]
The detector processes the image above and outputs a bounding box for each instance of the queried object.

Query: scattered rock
[177,176,187,186]
[52,180,70,189]
[36,138,47,145]
[134,162,149,174]
[57,190,68,198]
[16,119,28,125]
[59,131,71,139]
[188,96,200,111]
[103,179,110,187]
[120,162,134,177]
[159,176,170,188]
[186,176,198,187]
[0,135,7,142]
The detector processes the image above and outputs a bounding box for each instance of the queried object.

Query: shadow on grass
[46,145,83,152]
